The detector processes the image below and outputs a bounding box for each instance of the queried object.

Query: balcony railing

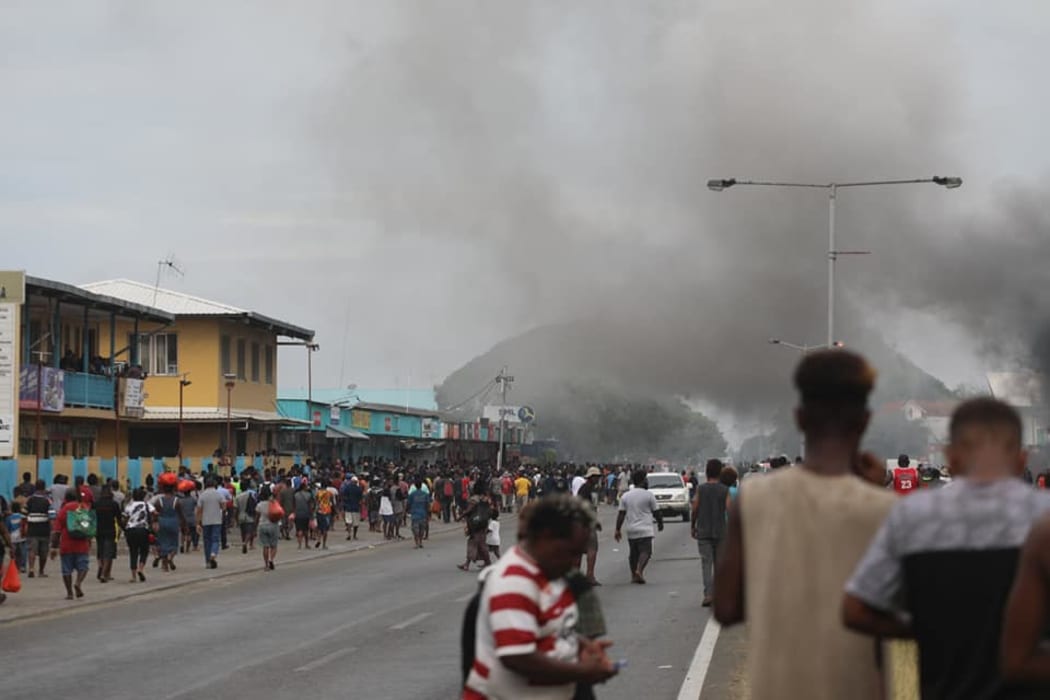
[63,371,115,410]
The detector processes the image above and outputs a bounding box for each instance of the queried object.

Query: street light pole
[495,367,514,475]
[178,374,191,462]
[708,175,962,346]
[223,373,236,470]
[827,185,836,348]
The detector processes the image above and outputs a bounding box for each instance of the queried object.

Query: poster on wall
[352,409,371,430]
[329,405,340,424]
[421,418,441,439]
[119,377,144,418]
[0,272,24,457]
[19,365,65,412]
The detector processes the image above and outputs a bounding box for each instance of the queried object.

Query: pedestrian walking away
[714,350,895,700]
[846,397,1050,698]
[196,477,226,569]
[692,458,730,607]
[615,470,663,584]
[123,488,154,582]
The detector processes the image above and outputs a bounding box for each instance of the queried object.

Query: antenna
[153,254,185,307]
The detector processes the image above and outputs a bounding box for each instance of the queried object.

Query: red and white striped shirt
[464,545,580,700]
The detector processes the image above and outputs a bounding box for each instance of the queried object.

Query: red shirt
[56,502,91,555]
[78,485,94,507]
[892,467,919,495]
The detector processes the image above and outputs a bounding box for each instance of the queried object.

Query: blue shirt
[406,489,430,521]
[342,482,363,511]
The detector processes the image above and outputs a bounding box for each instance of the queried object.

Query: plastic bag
[267,501,285,523]
[2,559,22,593]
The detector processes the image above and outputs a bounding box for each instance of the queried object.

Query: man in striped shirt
[464,495,618,699]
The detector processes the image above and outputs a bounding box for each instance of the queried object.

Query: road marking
[390,612,432,630]
[295,647,357,672]
[676,617,720,700]
[453,592,475,603]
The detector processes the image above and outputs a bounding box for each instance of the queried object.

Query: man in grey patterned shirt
[843,397,1050,699]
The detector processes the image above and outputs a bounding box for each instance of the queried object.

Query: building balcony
[64,371,115,410]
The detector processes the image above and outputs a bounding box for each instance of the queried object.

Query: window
[127,333,179,375]
[236,338,246,380]
[264,345,274,384]
[251,342,260,382]
[220,335,231,375]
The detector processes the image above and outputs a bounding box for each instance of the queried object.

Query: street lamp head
[705,178,739,192]
[222,373,237,381]
[768,338,782,345]
[347,383,358,391]
[180,379,192,387]
[306,343,320,351]
[932,176,963,189]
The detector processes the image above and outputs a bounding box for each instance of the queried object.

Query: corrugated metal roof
[81,279,314,341]
[138,406,309,425]
[27,276,174,323]
[277,387,438,411]
[81,279,243,315]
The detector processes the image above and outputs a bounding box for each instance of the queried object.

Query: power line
[443,377,497,413]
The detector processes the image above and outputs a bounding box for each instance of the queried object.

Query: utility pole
[495,367,514,475]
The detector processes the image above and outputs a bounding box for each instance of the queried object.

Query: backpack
[460,568,493,685]
[468,499,491,534]
[244,491,258,518]
[443,480,454,498]
[66,506,97,539]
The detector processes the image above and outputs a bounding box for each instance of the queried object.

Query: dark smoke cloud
[309,0,1045,416]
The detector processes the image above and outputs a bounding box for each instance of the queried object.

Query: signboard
[312,410,322,427]
[352,409,371,430]
[483,405,523,425]
[119,377,144,418]
[518,406,536,424]
[19,365,65,412]
[421,417,440,439]
[0,273,22,457]
[329,405,341,424]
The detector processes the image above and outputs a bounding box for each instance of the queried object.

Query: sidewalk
[1,519,464,624]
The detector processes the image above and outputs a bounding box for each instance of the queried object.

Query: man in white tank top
[713,349,895,700]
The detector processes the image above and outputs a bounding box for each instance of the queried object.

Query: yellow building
[81,279,314,461]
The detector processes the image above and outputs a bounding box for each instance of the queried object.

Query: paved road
[4,508,725,699]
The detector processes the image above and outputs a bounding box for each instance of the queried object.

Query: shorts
[344,511,359,526]
[240,522,257,539]
[258,524,279,549]
[27,536,49,560]
[411,519,426,536]
[96,536,117,560]
[294,516,310,534]
[588,527,599,553]
[382,514,395,525]
[316,513,331,533]
[60,552,90,575]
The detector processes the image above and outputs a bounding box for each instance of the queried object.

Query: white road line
[676,617,721,700]
[453,592,475,603]
[295,647,357,672]
[390,612,432,630]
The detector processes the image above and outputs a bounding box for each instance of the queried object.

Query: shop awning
[326,425,370,441]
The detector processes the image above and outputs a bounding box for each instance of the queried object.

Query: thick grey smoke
[308,0,1050,415]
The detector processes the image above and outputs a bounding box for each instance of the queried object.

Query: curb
[0,522,464,625]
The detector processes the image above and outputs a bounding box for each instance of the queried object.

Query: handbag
[2,559,22,593]
[67,505,97,539]
[430,499,441,515]
[267,500,285,523]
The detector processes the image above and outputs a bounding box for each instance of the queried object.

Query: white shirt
[570,476,586,496]
[486,519,501,547]
[618,487,659,539]
[379,495,394,516]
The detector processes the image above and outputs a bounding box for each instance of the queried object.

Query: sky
[2,1,1049,400]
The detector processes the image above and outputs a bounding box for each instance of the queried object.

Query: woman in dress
[254,484,281,571]
[149,481,184,571]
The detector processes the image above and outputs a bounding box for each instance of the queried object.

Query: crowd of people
[8,349,1050,698]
